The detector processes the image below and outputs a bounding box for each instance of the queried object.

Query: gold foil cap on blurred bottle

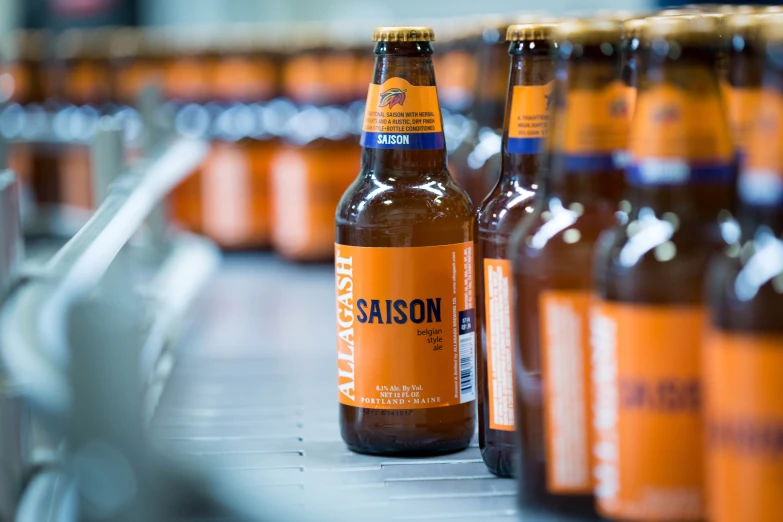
[372,26,435,42]
[622,18,648,39]
[506,23,557,42]
[554,18,622,43]
[725,12,766,37]
[760,13,783,41]
[644,14,722,43]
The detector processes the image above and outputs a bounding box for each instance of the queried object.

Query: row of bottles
[0,20,517,260]
[335,7,783,521]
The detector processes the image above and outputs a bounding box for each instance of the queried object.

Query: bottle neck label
[629,83,734,186]
[506,82,554,154]
[552,80,628,172]
[360,77,445,150]
[740,88,783,207]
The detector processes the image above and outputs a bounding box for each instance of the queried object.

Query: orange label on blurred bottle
[540,291,593,493]
[335,243,476,409]
[704,329,783,522]
[740,88,783,205]
[361,77,444,150]
[726,87,762,155]
[624,85,637,124]
[629,80,734,185]
[507,82,554,154]
[202,142,252,246]
[271,143,359,260]
[484,259,515,431]
[591,300,705,521]
[555,80,628,156]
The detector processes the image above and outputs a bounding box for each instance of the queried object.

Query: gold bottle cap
[759,5,783,14]
[658,8,702,16]
[506,23,557,42]
[554,18,622,44]
[622,18,648,38]
[726,12,766,36]
[760,13,783,41]
[372,26,435,42]
[644,14,722,43]
[716,4,759,14]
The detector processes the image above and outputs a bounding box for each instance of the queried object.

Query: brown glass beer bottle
[704,16,783,522]
[451,21,511,206]
[509,18,627,517]
[591,16,734,521]
[476,22,556,478]
[335,26,476,455]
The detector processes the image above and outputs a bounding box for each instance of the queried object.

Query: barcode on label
[459,331,476,403]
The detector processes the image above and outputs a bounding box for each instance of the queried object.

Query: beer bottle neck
[628,44,734,217]
[499,40,555,190]
[473,42,508,130]
[545,48,626,206]
[361,41,447,179]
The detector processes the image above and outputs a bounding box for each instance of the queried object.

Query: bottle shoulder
[336,170,475,228]
[705,231,783,333]
[477,183,538,234]
[594,214,727,303]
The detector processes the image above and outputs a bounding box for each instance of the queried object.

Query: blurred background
[0,1,770,522]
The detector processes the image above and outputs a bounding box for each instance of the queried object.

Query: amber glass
[704,38,783,522]
[451,28,509,207]
[725,17,765,157]
[595,43,735,303]
[476,37,554,478]
[593,39,734,522]
[706,37,783,375]
[336,40,475,455]
[510,36,625,517]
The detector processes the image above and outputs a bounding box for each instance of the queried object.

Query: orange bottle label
[271,144,359,260]
[360,77,444,150]
[201,142,252,246]
[213,56,276,101]
[507,82,554,154]
[624,85,637,124]
[551,80,628,171]
[484,259,515,431]
[629,80,734,185]
[704,329,783,522]
[540,291,593,493]
[335,243,476,409]
[591,300,705,521]
[726,86,762,156]
[741,88,783,206]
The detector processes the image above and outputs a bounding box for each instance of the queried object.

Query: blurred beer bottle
[0,30,46,203]
[272,26,362,261]
[451,20,510,208]
[476,22,556,477]
[508,18,626,517]
[591,16,734,521]
[336,26,475,455]
[56,28,115,210]
[704,16,783,522]
[724,13,765,159]
[199,25,278,249]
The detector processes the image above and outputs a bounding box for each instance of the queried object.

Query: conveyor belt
[151,253,574,522]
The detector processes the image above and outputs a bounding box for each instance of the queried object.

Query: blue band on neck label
[360,131,445,150]
[507,137,544,155]
[555,154,621,173]
[626,160,735,186]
